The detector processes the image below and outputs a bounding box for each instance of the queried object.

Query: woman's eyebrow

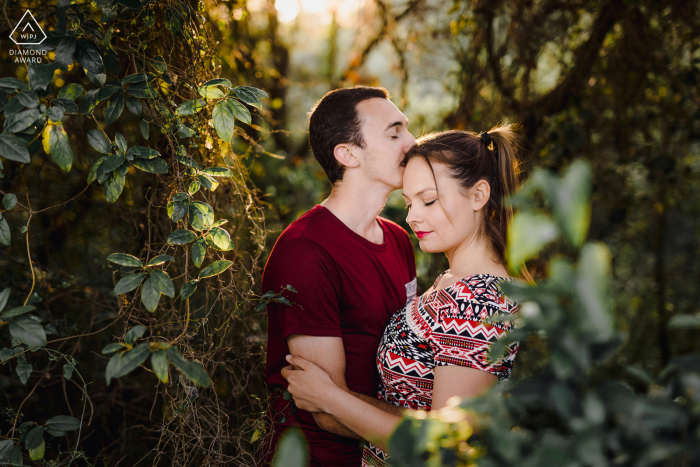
[403,188,437,199]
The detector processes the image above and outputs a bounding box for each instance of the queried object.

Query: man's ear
[473,180,491,211]
[333,144,360,169]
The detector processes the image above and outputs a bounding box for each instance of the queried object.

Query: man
[258,86,417,466]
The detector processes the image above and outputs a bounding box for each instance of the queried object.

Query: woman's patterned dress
[361,272,520,467]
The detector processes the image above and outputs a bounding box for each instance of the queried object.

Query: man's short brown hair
[308,86,390,184]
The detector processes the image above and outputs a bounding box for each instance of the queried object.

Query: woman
[281,124,523,466]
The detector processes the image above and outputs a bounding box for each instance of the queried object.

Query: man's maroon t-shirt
[261,205,416,467]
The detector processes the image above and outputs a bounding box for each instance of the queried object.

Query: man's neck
[320,180,394,244]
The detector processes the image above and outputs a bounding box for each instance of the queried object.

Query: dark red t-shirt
[259,205,416,467]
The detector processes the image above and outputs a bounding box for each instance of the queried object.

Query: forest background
[0,0,699,466]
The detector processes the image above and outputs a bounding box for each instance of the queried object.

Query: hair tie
[478,131,497,154]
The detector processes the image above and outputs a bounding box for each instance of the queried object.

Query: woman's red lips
[415,231,431,239]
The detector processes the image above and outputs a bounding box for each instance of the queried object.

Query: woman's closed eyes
[405,199,437,210]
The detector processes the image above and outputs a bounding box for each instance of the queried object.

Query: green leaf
[0,305,36,320]
[0,288,9,312]
[16,357,32,383]
[53,98,80,114]
[55,36,77,68]
[176,99,207,116]
[104,93,124,126]
[76,39,105,74]
[101,154,125,174]
[524,162,592,248]
[57,83,84,100]
[197,174,218,191]
[0,133,30,163]
[87,156,107,184]
[4,108,39,133]
[107,253,143,267]
[125,325,146,345]
[115,133,127,152]
[192,237,206,268]
[132,157,168,174]
[87,130,111,154]
[3,194,17,210]
[167,229,197,245]
[507,212,558,272]
[27,62,61,91]
[9,316,47,347]
[29,439,45,461]
[188,201,214,231]
[85,69,107,88]
[575,243,614,342]
[105,352,120,385]
[202,78,232,88]
[46,123,74,172]
[63,363,75,380]
[233,86,265,109]
[0,77,29,92]
[16,90,39,109]
[4,97,24,116]
[668,314,700,328]
[126,83,159,99]
[126,96,142,115]
[125,146,159,159]
[227,98,252,124]
[166,346,210,387]
[104,171,126,203]
[207,227,231,250]
[48,106,64,122]
[202,167,232,177]
[199,85,225,100]
[147,255,174,267]
[102,342,125,354]
[273,427,307,467]
[151,349,168,383]
[96,85,120,103]
[176,155,199,169]
[150,270,175,298]
[140,120,149,139]
[188,179,200,195]
[212,100,235,142]
[168,196,190,223]
[180,280,198,300]
[25,426,44,450]
[198,260,233,279]
[45,415,81,431]
[112,343,151,379]
[0,218,10,245]
[149,55,167,74]
[113,272,147,295]
[121,73,148,86]
[141,276,161,312]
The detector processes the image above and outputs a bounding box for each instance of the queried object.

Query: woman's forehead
[403,158,449,196]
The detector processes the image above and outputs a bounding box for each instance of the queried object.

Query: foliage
[384,160,700,466]
[0,0,269,464]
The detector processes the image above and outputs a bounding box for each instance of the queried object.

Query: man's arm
[286,335,404,438]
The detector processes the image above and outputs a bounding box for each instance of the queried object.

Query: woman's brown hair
[402,123,530,280]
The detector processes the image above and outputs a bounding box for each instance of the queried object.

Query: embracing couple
[257,86,521,467]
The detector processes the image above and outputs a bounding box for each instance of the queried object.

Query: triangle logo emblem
[10,10,46,46]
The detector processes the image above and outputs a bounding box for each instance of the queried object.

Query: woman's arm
[282,355,497,453]
[283,355,402,452]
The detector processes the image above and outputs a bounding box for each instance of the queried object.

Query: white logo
[10,10,46,46]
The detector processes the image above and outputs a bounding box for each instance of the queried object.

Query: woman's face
[402,156,488,254]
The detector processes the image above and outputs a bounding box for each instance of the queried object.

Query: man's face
[353,98,416,189]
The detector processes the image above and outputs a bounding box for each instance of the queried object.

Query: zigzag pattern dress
[361,272,520,467]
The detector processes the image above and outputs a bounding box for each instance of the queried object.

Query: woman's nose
[406,209,421,226]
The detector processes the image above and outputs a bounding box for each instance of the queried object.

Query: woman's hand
[281,354,342,413]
